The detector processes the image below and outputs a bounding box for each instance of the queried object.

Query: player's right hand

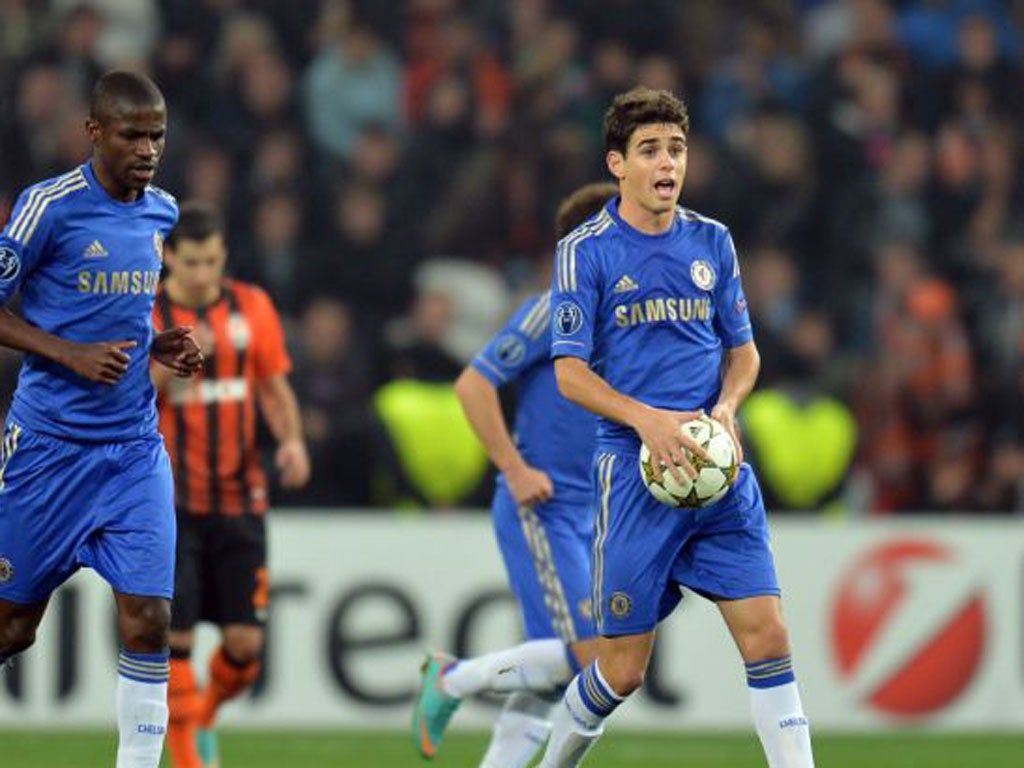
[632,407,710,485]
[505,462,554,507]
[62,339,137,384]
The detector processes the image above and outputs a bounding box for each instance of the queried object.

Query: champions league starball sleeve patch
[554,301,584,336]
[0,246,21,284]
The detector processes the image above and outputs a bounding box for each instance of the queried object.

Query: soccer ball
[639,416,739,508]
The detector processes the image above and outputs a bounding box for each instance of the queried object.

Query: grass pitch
[1,730,1021,767]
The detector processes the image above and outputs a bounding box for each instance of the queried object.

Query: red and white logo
[830,539,987,718]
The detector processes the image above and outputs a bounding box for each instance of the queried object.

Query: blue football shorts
[0,421,176,604]
[492,483,597,645]
[592,450,780,636]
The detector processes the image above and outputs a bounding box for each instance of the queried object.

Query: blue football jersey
[550,199,753,451]
[0,162,178,441]
[472,292,597,504]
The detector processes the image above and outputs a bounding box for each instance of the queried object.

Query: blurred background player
[412,182,616,766]
[538,88,815,767]
[153,201,310,768]
[0,71,202,768]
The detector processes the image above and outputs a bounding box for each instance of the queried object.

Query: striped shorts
[492,483,596,644]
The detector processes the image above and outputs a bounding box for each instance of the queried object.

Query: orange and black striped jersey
[154,279,291,516]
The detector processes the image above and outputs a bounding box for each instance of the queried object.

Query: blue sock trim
[564,645,583,676]
[118,649,169,685]
[746,655,795,689]
[576,662,622,717]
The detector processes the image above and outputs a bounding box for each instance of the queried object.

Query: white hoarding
[0,515,1021,731]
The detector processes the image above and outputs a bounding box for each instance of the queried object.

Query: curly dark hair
[603,87,690,156]
[166,200,224,247]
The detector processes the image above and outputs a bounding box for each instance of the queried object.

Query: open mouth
[654,179,677,198]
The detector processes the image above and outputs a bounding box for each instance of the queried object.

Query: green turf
[0,730,1021,767]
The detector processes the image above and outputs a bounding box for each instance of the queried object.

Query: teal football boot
[411,652,462,759]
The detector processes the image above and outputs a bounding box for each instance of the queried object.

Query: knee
[736,617,790,662]
[600,660,646,697]
[222,629,263,665]
[0,620,38,657]
[121,600,171,652]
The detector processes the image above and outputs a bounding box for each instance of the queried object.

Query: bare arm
[0,308,134,384]
[257,373,310,489]
[554,356,706,481]
[0,308,75,362]
[454,365,553,505]
[710,340,760,463]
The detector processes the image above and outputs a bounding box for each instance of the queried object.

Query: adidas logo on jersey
[83,240,109,259]
[613,274,639,293]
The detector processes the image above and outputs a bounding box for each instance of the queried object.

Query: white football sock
[537,698,601,768]
[116,650,169,768]
[443,638,572,697]
[750,680,815,768]
[538,662,624,768]
[479,691,553,768]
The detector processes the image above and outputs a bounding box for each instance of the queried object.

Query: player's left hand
[276,438,311,489]
[152,326,203,377]
[711,402,744,465]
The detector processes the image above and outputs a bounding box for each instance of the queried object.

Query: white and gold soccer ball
[639,415,740,508]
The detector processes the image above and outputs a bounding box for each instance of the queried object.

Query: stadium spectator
[287,296,374,506]
[404,15,511,135]
[854,239,976,512]
[302,15,402,163]
[319,181,416,321]
[232,190,317,317]
[699,8,807,141]
[378,286,463,385]
[51,4,106,100]
[972,224,1024,512]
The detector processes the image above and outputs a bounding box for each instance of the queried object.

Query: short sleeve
[472,293,551,387]
[712,228,754,348]
[249,287,292,381]
[550,236,600,362]
[0,185,60,304]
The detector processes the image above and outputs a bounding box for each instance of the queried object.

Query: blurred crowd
[0,0,1022,513]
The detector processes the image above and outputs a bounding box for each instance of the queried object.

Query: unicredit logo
[830,539,986,717]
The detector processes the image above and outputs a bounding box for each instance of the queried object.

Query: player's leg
[0,423,94,665]
[539,451,685,767]
[540,632,652,767]
[195,623,263,768]
[417,635,597,766]
[680,467,814,768]
[192,513,267,767]
[473,636,597,768]
[199,623,264,726]
[168,629,203,768]
[479,690,561,768]
[83,436,176,768]
[167,513,204,768]
[442,501,596,697]
[413,492,596,763]
[0,598,49,667]
[719,596,814,768]
[114,592,173,768]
